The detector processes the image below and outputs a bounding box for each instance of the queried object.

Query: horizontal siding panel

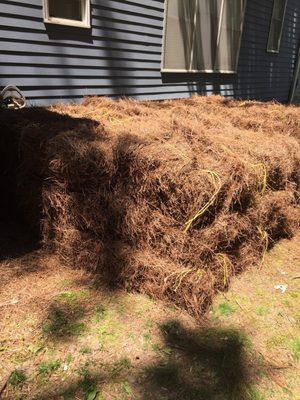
[0,54,160,69]
[0,65,162,77]
[0,29,161,52]
[18,82,291,96]
[0,4,42,18]
[0,40,161,60]
[1,0,42,8]
[0,76,178,86]
[91,9,163,28]
[0,13,163,37]
[18,86,210,97]
[1,0,164,11]
[0,17,163,45]
[1,74,291,89]
[0,0,299,104]
[93,1,163,19]
[2,75,294,88]
[95,0,165,12]
[0,3,163,27]
[0,0,165,15]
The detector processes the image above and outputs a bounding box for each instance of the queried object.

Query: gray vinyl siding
[0,0,299,105]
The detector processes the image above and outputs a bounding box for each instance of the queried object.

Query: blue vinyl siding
[0,0,299,105]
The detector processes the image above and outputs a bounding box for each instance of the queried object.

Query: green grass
[65,354,74,364]
[152,343,173,357]
[290,338,300,361]
[9,369,27,387]
[80,346,93,355]
[146,363,181,389]
[92,304,107,323]
[75,364,102,399]
[128,332,136,341]
[2,234,299,400]
[123,381,133,396]
[86,387,100,400]
[256,306,269,316]
[56,290,90,305]
[217,302,236,316]
[250,388,266,400]
[143,320,154,330]
[107,358,132,379]
[38,359,61,376]
[118,358,132,370]
[42,302,86,340]
[143,332,152,349]
[96,309,124,349]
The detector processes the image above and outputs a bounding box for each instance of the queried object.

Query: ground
[0,224,299,400]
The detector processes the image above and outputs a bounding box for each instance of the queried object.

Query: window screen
[163,0,247,73]
[48,0,83,21]
[267,0,287,53]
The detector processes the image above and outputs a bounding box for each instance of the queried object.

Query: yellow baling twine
[251,163,267,195]
[164,267,204,292]
[217,253,232,287]
[216,145,268,195]
[184,170,221,232]
[257,226,269,265]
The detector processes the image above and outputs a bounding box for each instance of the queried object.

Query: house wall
[0,0,299,105]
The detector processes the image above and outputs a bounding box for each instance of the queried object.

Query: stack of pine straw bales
[3,96,299,318]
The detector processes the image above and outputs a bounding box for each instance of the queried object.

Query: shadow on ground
[0,218,43,290]
[141,320,262,400]
[34,319,264,400]
[41,291,89,342]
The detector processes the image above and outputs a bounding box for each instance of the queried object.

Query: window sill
[266,49,280,54]
[161,69,237,74]
[44,18,91,29]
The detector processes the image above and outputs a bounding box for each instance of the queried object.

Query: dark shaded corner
[0,107,97,262]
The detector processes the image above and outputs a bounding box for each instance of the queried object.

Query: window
[43,0,90,28]
[162,0,247,73]
[267,0,287,53]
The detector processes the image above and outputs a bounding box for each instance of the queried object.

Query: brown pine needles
[1,95,299,318]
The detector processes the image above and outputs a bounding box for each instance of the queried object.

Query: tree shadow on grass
[142,320,264,400]
[32,319,268,400]
[41,295,87,342]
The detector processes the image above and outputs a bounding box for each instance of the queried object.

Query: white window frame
[43,0,90,28]
[267,0,287,54]
[161,0,247,74]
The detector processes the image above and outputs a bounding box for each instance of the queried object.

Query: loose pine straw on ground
[1,95,299,318]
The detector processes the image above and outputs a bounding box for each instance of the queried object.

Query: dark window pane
[269,19,281,50]
[272,0,286,20]
[49,0,83,21]
[267,0,287,52]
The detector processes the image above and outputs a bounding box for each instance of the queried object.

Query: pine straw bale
[7,95,300,318]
